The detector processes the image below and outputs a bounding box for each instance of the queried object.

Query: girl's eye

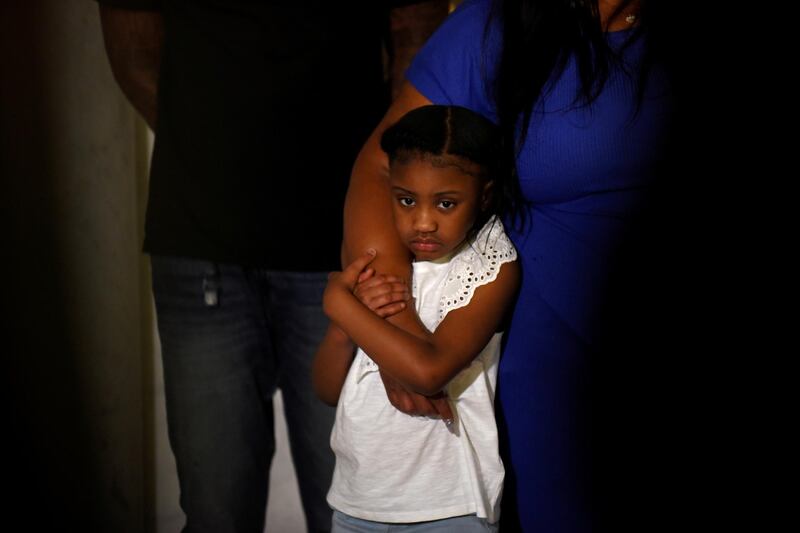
[399,197,415,207]
[438,200,456,209]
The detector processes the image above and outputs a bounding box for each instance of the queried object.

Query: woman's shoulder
[431,0,500,56]
[450,0,493,24]
[410,0,496,58]
[405,0,501,119]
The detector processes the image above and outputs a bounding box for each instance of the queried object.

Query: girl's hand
[354,268,410,318]
[379,369,454,424]
[327,249,378,293]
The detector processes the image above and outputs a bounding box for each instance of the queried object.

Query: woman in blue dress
[342,1,672,530]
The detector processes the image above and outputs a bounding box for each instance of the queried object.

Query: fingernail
[367,248,376,256]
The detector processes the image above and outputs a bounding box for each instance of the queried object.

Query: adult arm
[98,3,163,130]
[345,2,450,416]
[343,81,460,415]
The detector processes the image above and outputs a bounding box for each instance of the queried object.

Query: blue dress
[406,1,672,530]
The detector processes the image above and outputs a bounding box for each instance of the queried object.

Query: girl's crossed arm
[313,268,411,405]
[325,250,520,396]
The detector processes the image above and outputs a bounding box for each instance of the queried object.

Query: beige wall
[1,1,149,531]
[1,2,305,532]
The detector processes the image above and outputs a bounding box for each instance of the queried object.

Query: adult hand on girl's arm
[343,81,453,420]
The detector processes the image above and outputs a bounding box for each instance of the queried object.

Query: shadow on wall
[2,1,148,532]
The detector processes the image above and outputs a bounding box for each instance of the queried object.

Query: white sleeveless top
[327,216,517,524]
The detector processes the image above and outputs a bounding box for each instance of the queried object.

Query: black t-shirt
[100,0,398,270]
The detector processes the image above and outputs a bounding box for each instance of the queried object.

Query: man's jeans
[151,255,336,533]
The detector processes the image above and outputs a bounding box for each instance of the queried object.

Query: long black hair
[380,105,521,234]
[488,0,656,228]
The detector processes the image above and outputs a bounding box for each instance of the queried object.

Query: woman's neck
[598,0,641,32]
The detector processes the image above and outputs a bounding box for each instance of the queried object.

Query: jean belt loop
[202,263,221,307]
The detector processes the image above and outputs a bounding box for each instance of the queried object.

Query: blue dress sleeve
[405,0,500,123]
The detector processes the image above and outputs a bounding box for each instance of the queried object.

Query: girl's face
[389,158,491,261]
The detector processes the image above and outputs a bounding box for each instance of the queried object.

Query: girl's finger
[376,302,406,318]
[362,289,410,311]
[408,393,440,418]
[357,268,375,284]
[378,291,410,308]
[341,249,377,283]
[354,275,386,293]
[359,281,408,298]
[429,396,454,426]
[358,273,400,290]
[366,293,393,311]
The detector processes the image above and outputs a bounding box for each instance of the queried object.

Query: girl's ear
[481,180,494,211]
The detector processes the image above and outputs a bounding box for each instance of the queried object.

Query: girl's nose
[413,210,437,233]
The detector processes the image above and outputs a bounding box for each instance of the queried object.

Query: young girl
[313,105,521,532]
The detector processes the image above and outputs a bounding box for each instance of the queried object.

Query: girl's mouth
[410,239,442,253]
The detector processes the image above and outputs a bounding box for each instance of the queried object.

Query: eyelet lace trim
[438,215,517,322]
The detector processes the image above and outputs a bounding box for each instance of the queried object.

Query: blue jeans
[331,511,497,533]
[151,256,336,533]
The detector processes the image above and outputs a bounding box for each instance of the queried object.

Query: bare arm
[387,0,450,100]
[325,252,520,396]
[346,3,450,414]
[313,269,410,405]
[312,325,356,406]
[343,82,432,328]
[98,5,163,130]
[343,82,462,415]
